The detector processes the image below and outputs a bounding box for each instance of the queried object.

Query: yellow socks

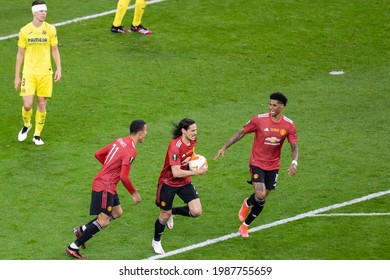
[22,106,33,128]
[113,0,131,27]
[34,110,46,137]
[132,0,146,26]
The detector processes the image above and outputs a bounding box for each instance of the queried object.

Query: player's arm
[51,45,61,82]
[120,164,141,204]
[94,145,110,164]
[171,164,207,177]
[214,128,246,159]
[288,142,299,177]
[14,47,25,90]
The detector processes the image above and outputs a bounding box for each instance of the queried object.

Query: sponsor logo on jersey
[28,37,48,43]
[265,137,281,144]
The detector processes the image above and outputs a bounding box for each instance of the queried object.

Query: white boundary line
[0,0,167,41]
[313,213,390,217]
[145,189,390,260]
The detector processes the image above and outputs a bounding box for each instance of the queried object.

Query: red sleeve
[243,116,258,134]
[120,164,136,194]
[167,142,181,166]
[288,123,298,143]
[95,145,110,164]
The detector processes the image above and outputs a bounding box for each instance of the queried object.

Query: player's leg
[32,97,47,145]
[111,195,123,219]
[167,184,202,230]
[239,169,277,237]
[131,0,152,34]
[75,194,121,243]
[152,208,170,254]
[153,183,175,254]
[66,191,114,258]
[174,183,201,217]
[18,75,35,141]
[244,187,270,223]
[111,0,131,33]
[33,74,52,145]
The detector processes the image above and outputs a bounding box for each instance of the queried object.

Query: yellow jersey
[18,22,58,75]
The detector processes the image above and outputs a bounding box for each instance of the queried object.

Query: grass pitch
[0,0,389,260]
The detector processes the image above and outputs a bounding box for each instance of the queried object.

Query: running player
[214,92,299,237]
[66,120,147,259]
[152,118,208,254]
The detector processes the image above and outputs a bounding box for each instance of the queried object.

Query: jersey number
[105,144,119,164]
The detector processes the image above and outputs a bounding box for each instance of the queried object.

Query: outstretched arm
[214,128,246,160]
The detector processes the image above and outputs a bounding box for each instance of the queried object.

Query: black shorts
[90,190,120,216]
[155,182,199,211]
[249,165,279,191]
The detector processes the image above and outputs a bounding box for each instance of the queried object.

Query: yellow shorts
[20,74,53,98]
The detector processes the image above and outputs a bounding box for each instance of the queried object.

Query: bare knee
[255,192,267,201]
[190,209,202,217]
[112,207,123,219]
[159,210,172,224]
[23,104,33,111]
[97,214,111,228]
[253,183,269,201]
[188,199,202,217]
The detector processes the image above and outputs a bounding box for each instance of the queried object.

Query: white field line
[0,0,167,41]
[145,189,390,260]
[313,213,390,217]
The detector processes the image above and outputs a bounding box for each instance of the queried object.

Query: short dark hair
[270,92,288,106]
[130,120,146,134]
[32,0,46,6]
[172,118,195,138]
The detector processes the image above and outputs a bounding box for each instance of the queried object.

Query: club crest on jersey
[280,129,286,136]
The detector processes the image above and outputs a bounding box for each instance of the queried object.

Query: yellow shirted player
[14,0,61,146]
[111,0,153,34]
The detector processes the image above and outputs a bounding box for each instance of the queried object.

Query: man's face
[33,10,47,22]
[269,99,284,116]
[182,123,197,141]
[138,125,148,143]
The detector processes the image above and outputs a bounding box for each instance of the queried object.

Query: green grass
[0,0,389,261]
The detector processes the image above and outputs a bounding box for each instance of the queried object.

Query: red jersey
[92,137,137,195]
[158,136,196,187]
[243,113,298,170]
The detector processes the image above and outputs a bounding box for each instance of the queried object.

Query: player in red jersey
[214,92,299,237]
[152,118,208,254]
[66,120,147,259]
